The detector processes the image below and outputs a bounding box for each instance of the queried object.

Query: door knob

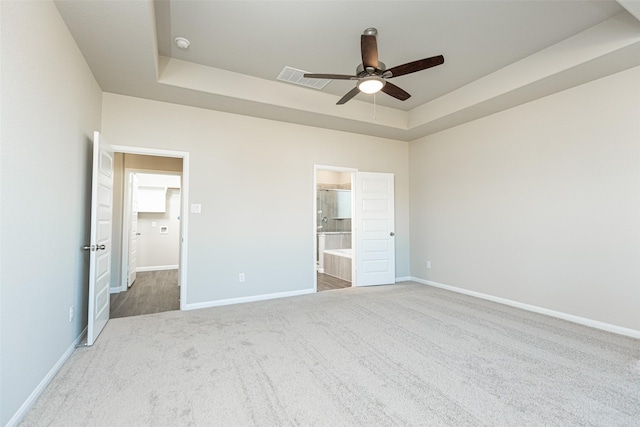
[390,232,395,236]
[82,244,105,251]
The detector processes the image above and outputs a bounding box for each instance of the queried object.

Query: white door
[355,172,395,286]
[128,173,139,287]
[86,131,114,346]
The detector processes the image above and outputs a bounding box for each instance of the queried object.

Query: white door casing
[111,146,189,310]
[87,131,114,346]
[355,172,395,286]
[128,173,139,287]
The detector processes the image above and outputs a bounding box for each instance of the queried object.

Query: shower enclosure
[317,189,351,233]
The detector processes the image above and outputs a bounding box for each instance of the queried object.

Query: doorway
[313,166,397,292]
[108,148,189,317]
[315,166,356,292]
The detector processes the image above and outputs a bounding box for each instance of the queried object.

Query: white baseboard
[395,276,412,282]
[6,327,87,427]
[410,277,640,339]
[136,265,178,272]
[184,288,315,311]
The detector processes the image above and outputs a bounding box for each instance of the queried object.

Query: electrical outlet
[239,273,245,283]
[426,261,431,269]
[69,305,74,322]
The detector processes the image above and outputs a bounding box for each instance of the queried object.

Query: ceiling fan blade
[336,87,360,105]
[303,73,357,80]
[381,82,411,101]
[386,55,444,78]
[361,35,378,69]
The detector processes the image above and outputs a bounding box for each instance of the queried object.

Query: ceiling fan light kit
[304,27,444,105]
[358,76,385,94]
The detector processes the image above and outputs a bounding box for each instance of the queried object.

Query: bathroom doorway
[315,166,355,292]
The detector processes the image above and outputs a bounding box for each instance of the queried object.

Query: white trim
[136,265,179,272]
[183,289,315,311]
[411,277,640,339]
[110,145,186,159]
[6,327,87,427]
[180,154,190,310]
[110,145,189,311]
[120,169,132,292]
[395,276,412,282]
[314,164,359,173]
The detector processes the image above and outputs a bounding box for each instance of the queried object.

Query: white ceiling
[55,0,640,141]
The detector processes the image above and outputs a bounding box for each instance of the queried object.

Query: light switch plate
[191,204,201,213]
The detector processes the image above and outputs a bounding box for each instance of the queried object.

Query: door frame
[121,168,182,292]
[313,165,357,292]
[112,145,190,311]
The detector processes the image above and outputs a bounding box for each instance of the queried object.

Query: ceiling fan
[304,28,444,105]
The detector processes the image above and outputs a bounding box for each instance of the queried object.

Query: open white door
[85,131,114,346]
[355,172,395,286]
[128,173,139,287]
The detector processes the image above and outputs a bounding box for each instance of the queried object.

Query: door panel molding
[355,172,395,286]
[87,131,114,346]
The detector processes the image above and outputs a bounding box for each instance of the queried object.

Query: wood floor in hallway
[111,271,349,317]
[317,273,351,292]
[110,269,180,318]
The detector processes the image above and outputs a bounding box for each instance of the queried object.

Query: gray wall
[124,153,184,172]
[102,93,411,306]
[0,1,102,424]
[409,66,640,332]
[110,153,124,292]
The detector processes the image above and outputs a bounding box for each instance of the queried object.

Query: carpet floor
[20,283,640,426]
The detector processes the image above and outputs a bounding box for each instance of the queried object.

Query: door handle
[390,232,395,236]
[136,232,141,236]
[82,244,106,251]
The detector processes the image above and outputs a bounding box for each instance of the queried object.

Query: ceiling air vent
[276,66,330,90]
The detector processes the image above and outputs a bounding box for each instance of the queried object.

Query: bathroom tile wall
[323,233,351,250]
[323,252,352,282]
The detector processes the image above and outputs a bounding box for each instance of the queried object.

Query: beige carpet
[20,283,640,426]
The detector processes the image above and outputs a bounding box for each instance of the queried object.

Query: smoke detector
[174,37,190,50]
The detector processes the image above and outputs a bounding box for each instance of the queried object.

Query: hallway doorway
[109,151,187,317]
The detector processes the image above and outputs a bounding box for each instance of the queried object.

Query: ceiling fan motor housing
[356,62,386,77]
